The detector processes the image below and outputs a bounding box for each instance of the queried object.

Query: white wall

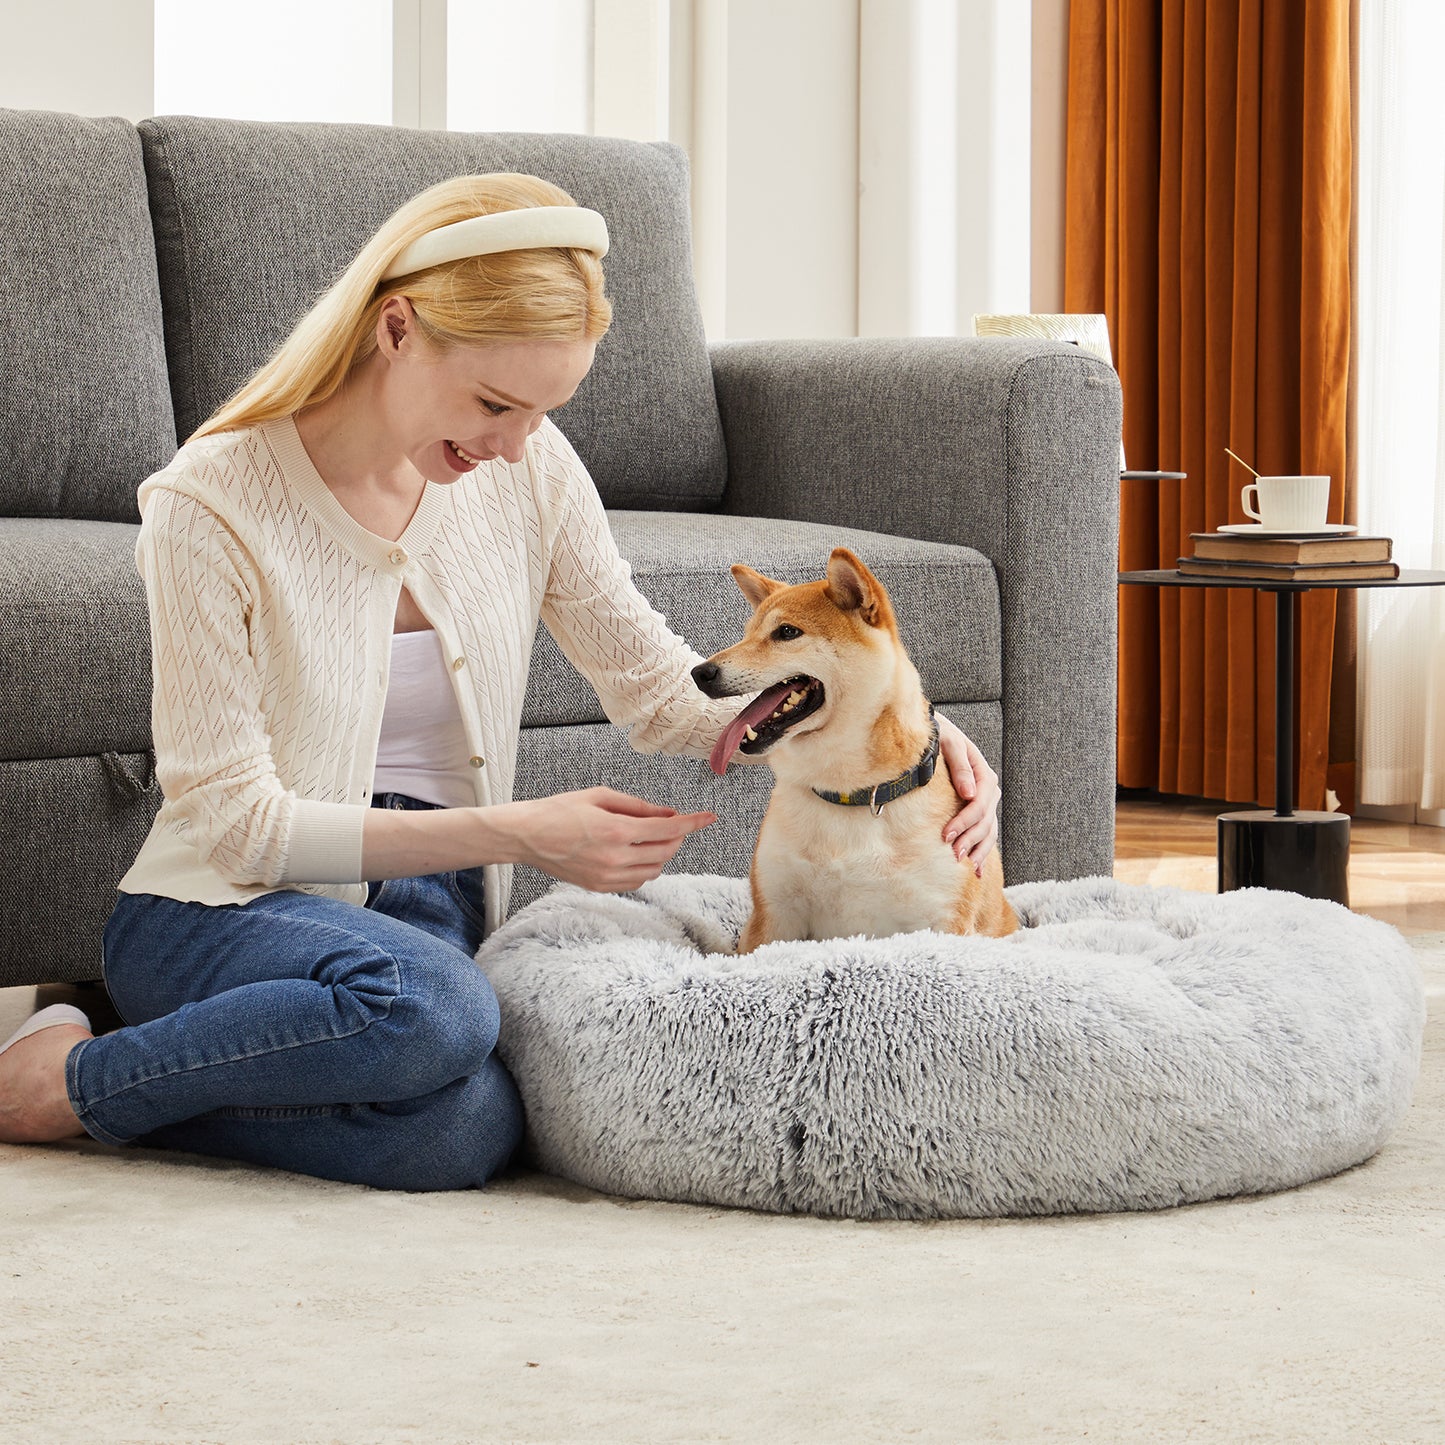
[0,0,153,121]
[679,0,1041,340]
[716,0,860,339]
[858,0,1033,337]
[447,0,591,133]
[593,0,666,144]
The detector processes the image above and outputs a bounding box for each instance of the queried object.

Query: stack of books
[1179,532,1399,581]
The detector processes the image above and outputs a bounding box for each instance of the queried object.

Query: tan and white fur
[693,547,1017,953]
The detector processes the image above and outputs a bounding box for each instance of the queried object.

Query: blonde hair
[193,173,612,440]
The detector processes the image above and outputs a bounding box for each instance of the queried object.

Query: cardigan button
[452,657,465,672]
[389,547,407,566]
[469,755,485,769]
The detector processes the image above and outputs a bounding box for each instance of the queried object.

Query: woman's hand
[507,788,716,893]
[936,714,1001,875]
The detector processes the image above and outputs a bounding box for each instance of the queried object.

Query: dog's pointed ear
[731,564,786,610]
[826,548,890,627]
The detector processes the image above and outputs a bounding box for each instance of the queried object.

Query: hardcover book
[1177,556,1401,581]
[1188,532,1393,564]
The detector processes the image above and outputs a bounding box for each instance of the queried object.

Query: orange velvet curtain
[1065,0,1355,810]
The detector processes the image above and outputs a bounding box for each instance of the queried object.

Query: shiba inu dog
[692,547,1018,953]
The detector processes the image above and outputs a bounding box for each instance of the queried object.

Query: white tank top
[372,629,475,809]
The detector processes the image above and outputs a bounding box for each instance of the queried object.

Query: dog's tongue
[709,682,797,775]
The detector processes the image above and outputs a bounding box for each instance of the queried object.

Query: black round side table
[1117,568,1445,905]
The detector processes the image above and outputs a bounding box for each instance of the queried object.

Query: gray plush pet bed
[475,875,1425,1219]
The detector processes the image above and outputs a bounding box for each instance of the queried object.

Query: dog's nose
[692,660,721,694]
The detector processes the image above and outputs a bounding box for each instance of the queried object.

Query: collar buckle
[812,705,940,815]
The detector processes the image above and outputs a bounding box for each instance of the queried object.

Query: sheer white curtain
[1356,0,1445,824]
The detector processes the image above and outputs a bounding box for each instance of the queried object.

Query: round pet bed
[475,875,1425,1219]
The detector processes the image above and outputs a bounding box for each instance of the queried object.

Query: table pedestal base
[1217,811,1351,906]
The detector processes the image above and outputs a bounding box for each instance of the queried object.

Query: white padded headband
[382,206,610,280]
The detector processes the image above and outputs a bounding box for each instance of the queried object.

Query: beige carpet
[2,935,1441,1445]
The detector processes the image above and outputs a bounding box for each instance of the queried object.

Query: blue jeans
[69,793,524,1191]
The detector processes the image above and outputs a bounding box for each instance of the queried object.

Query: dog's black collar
[812,707,940,815]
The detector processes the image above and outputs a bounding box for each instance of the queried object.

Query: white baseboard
[1354,802,1445,828]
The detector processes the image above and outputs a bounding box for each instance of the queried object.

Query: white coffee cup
[1241,475,1331,530]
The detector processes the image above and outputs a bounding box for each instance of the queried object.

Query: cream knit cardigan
[118,414,737,936]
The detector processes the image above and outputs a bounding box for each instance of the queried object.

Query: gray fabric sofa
[0,108,1122,990]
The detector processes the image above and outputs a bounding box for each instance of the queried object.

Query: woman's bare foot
[0,1020,92,1144]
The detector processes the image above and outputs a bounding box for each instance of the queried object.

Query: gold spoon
[1225,447,1261,478]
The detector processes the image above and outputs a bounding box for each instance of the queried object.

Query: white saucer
[1217,522,1357,536]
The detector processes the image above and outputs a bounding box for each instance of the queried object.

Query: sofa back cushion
[138,118,726,510]
[0,109,176,522]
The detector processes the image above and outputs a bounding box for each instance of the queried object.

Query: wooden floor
[1113,792,1445,936]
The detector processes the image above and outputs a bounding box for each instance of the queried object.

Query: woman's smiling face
[376,296,597,481]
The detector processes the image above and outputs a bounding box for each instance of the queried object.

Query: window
[153,0,393,125]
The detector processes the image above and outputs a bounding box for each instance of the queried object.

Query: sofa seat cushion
[1,511,997,767]
[478,875,1426,1219]
[522,512,1001,727]
[0,520,151,762]
[139,117,723,510]
[0,109,175,522]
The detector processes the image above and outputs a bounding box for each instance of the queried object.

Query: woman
[0,174,1001,1188]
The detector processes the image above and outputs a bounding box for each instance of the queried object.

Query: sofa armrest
[709,336,1123,885]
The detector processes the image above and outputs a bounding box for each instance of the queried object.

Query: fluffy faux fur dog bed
[475,875,1425,1219]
